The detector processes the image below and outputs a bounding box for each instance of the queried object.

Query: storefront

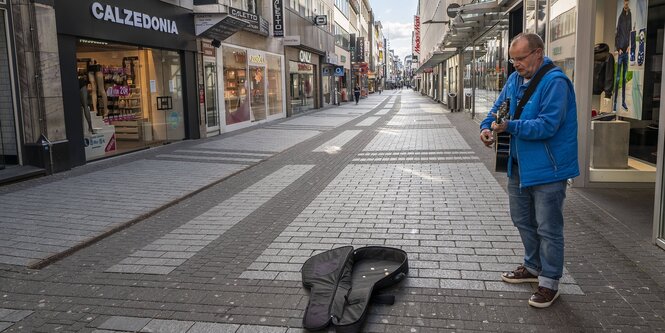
[55,0,198,164]
[517,0,665,247]
[286,48,320,115]
[0,1,17,170]
[220,44,285,130]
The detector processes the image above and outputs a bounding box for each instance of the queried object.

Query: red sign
[414,15,420,55]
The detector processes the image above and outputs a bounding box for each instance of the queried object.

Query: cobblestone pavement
[1,90,665,332]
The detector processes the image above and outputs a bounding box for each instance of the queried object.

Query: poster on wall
[614,0,647,120]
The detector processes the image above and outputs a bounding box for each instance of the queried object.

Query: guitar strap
[512,63,556,120]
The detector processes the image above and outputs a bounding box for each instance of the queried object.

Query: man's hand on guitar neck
[480,129,494,147]
[491,120,508,134]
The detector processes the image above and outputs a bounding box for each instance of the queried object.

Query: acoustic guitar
[494,99,510,172]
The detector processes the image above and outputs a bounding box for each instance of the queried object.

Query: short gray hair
[511,33,545,51]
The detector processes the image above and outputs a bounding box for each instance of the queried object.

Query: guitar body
[494,132,510,172]
[494,99,510,172]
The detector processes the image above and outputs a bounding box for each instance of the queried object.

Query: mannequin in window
[592,43,615,113]
[78,72,95,134]
[88,59,108,117]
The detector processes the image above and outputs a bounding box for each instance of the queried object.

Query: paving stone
[186,322,240,333]
[140,318,195,333]
[98,316,151,331]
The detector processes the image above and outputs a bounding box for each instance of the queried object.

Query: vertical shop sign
[413,15,420,55]
[356,37,365,62]
[273,0,284,37]
[613,0,647,119]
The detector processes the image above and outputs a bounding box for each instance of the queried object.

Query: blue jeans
[613,51,628,111]
[508,166,567,290]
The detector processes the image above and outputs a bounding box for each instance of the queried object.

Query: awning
[441,0,518,50]
[415,50,456,74]
[195,13,248,41]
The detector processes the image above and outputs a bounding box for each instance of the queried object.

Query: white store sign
[90,2,179,35]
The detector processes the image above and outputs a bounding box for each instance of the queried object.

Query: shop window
[76,40,184,161]
[548,0,576,81]
[0,10,17,167]
[266,54,284,116]
[223,47,249,125]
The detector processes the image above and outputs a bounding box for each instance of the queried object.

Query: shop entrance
[250,64,267,122]
[0,9,18,169]
[289,61,315,114]
[76,40,184,161]
[204,56,220,134]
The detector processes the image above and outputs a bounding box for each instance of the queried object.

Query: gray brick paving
[1,91,665,332]
[194,129,321,152]
[355,116,380,126]
[312,130,362,153]
[241,162,581,293]
[363,128,471,151]
[0,160,246,267]
[108,165,313,275]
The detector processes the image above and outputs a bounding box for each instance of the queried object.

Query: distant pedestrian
[378,86,382,94]
[354,86,361,104]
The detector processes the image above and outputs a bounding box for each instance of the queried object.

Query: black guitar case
[301,246,408,332]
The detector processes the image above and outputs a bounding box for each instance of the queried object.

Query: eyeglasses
[509,48,539,64]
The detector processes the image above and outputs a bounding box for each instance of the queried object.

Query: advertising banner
[614,0,647,119]
[413,15,420,55]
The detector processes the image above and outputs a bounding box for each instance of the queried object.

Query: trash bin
[464,93,472,110]
[447,93,458,111]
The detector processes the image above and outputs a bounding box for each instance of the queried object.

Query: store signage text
[298,63,313,71]
[413,15,420,54]
[273,0,284,37]
[91,2,179,35]
[249,54,266,65]
[299,50,312,63]
[229,7,269,36]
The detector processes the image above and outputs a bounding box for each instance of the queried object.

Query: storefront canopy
[195,14,248,41]
[415,49,456,74]
[441,0,518,50]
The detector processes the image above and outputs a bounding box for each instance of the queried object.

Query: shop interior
[76,39,184,161]
[590,0,664,182]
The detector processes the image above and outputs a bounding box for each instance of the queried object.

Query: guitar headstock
[495,99,510,124]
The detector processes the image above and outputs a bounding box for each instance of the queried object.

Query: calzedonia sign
[90,2,179,35]
[54,0,196,51]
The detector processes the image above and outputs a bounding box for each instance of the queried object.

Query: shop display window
[0,10,17,168]
[289,61,316,114]
[267,54,284,116]
[223,47,249,125]
[76,39,184,161]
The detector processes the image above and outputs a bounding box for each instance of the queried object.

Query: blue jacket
[480,57,579,187]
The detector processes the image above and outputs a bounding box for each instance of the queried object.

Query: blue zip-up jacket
[480,57,579,187]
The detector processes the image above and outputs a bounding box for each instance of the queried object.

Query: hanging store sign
[413,15,421,55]
[229,7,269,36]
[273,0,284,37]
[284,35,301,45]
[355,37,365,62]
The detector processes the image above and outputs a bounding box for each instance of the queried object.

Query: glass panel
[289,61,316,113]
[77,41,146,160]
[0,10,14,168]
[156,49,185,142]
[204,59,219,128]
[266,54,284,116]
[525,0,537,34]
[249,65,266,121]
[223,47,249,125]
[549,0,576,82]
